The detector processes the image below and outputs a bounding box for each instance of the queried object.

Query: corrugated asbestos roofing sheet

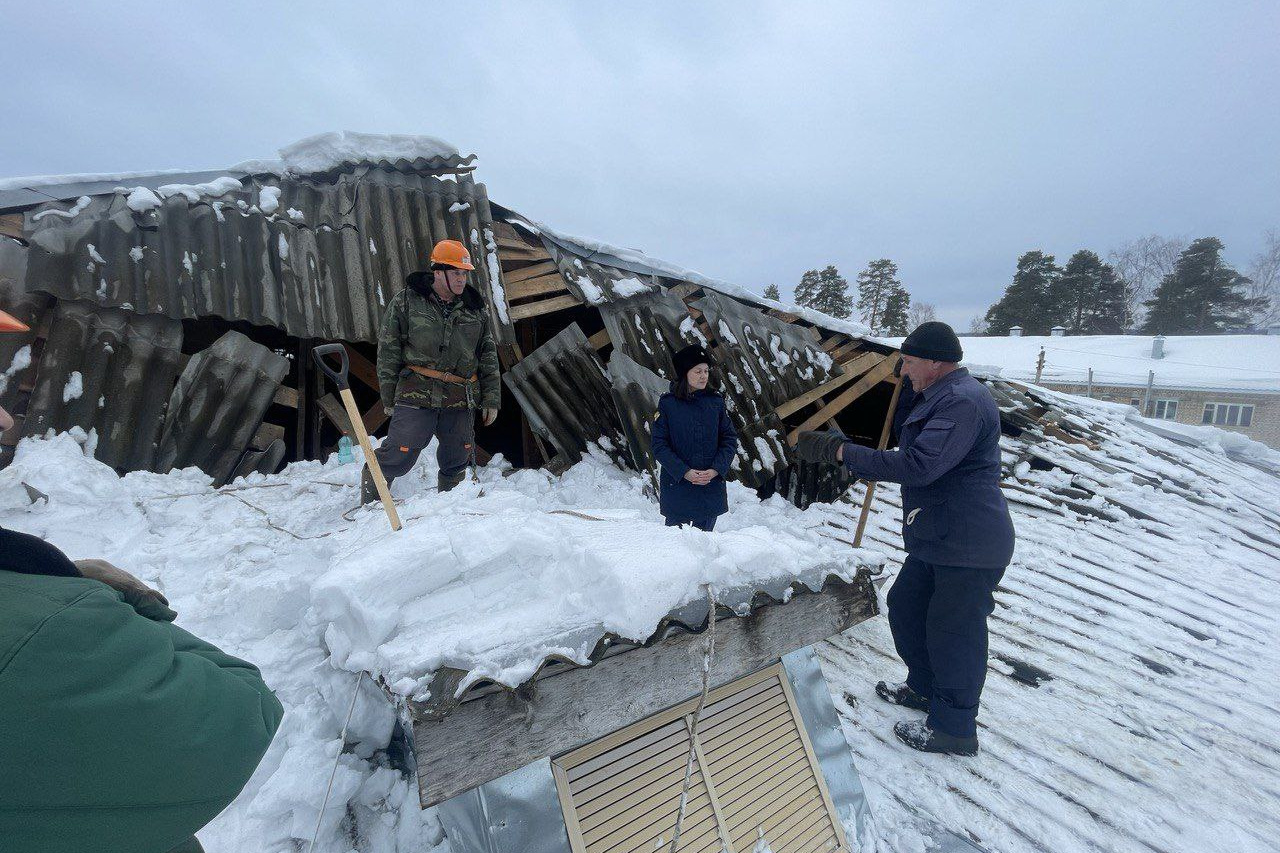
[22,300,183,473]
[453,569,873,701]
[14,166,508,344]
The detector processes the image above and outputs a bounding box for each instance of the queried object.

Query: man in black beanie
[796,321,1014,756]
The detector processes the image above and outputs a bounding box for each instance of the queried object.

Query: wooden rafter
[509,293,583,321]
[507,273,569,301]
[0,213,24,242]
[787,355,900,443]
[502,260,560,284]
[773,352,883,420]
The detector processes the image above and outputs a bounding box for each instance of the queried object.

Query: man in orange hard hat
[0,308,30,434]
[365,239,500,500]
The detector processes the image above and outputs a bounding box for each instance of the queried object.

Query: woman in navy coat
[650,345,739,531]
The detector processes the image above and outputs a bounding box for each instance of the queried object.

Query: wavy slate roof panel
[13,168,507,344]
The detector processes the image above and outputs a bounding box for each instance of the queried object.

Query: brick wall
[1042,382,1280,449]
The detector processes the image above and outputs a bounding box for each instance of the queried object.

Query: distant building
[946,333,1280,449]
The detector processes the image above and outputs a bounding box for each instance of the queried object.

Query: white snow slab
[0,433,880,853]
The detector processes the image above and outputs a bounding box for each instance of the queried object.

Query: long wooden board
[773,352,882,420]
[509,293,584,321]
[787,356,899,443]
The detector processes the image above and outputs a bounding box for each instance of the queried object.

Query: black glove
[795,430,846,464]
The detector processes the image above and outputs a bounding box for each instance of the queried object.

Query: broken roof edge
[497,207,888,346]
[0,131,477,211]
[440,566,879,703]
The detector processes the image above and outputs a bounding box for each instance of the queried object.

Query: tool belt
[407,365,478,385]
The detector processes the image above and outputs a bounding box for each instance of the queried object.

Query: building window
[1202,402,1255,427]
[1129,398,1141,409]
[1152,399,1178,420]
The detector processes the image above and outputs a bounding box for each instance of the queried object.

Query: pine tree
[1056,250,1127,334]
[793,269,822,311]
[856,259,905,331]
[881,288,910,336]
[795,265,852,318]
[983,251,1062,335]
[1141,237,1263,334]
[763,283,781,301]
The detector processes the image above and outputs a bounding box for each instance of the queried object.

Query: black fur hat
[672,344,713,379]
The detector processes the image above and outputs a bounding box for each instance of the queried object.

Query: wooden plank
[316,392,353,435]
[344,345,380,391]
[251,421,285,451]
[273,385,300,408]
[507,272,569,301]
[412,579,876,806]
[820,335,848,353]
[0,213,24,242]
[362,403,389,435]
[587,328,611,351]
[775,656,850,851]
[829,340,863,363]
[502,260,560,284]
[508,293,583,322]
[767,308,800,324]
[773,353,882,419]
[787,357,899,443]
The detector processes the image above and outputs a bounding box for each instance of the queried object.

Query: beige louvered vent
[552,665,848,853]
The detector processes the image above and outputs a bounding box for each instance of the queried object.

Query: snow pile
[157,176,244,204]
[237,131,465,177]
[894,334,1280,392]
[126,186,163,213]
[30,195,91,222]
[0,432,880,853]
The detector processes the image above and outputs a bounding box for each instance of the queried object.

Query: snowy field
[2,381,1278,853]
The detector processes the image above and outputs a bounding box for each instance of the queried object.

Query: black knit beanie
[900,321,963,363]
[672,344,713,379]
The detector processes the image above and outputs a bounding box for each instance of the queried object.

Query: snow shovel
[312,344,402,531]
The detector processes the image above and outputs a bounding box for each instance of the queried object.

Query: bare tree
[1107,235,1186,330]
[968,314,986,335]
[907,301,937,330]
[1247,229,1280,327]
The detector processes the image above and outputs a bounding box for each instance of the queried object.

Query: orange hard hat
[0,309,29,333]
[429,239,475,270]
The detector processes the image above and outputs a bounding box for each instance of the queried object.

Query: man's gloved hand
[74,558,177,622]
[795,430,846,464]
[482,407,498,427]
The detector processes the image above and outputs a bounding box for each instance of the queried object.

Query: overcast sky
[3,1,1277,328]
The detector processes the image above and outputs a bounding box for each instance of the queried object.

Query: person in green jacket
[364,238,501,500]
[0,526,284,853]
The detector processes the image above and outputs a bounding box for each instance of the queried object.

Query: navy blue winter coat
[650,385,739,521]
[841,368,1015,569]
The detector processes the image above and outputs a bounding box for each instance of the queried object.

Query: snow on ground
[886,334,1280,393]
[0,433,877,853]
[2,382,1276,853]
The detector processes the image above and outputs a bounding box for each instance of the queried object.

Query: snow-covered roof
[913,334,1280,393]
[507,213,881,342]
[0,131,475,210]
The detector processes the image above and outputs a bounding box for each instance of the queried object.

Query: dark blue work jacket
[842,368,1015,568]
[650,385,739,521]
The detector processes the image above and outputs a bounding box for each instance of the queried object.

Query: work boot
[360,466,391,505]
[876,681,930,713]
[437,470,466,492]
[893,719,979,756]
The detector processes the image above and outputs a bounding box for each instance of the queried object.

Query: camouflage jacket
[376,272,501,411]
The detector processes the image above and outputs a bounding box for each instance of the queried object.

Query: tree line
[979,233,1276,336]
[769,261,935,336]
[769,231,1278,338]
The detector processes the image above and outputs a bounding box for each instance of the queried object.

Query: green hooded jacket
[376,271,501,412]
[0,544,284,853]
